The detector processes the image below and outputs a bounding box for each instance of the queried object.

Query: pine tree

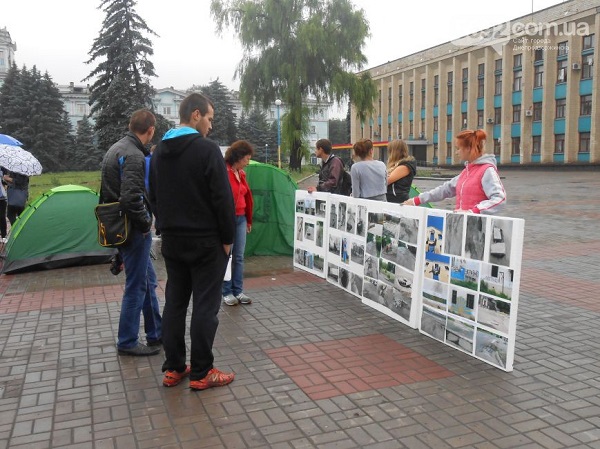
[200,79,237,146]
[85,0,158,153]
[0,64,21,135]
[74,115,103,171]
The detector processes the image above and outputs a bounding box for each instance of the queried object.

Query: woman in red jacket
[223,140,254,306]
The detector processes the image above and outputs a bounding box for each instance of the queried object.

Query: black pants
[7,204,24,225]
[160,235,228,380]
[0,200,7,238]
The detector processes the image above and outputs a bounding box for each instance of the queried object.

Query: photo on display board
[368,212,384,235]
[444,213,465,256]
[450,257,480,291]
[362,277,378,302]
[398,216,419,245]
[421,307,447,342]
[295,199,305,214]
[305,198,316,215]
[316,200,326,218]
[465,215,486,261]
[479,263,513,301]
[327,264,339,283]
[339,267,350,289]
[328,234,341,257]
[488,218,513,267]
[350,273,363,296]
[346,205,356,233]
[424,252,450,283]
[425,215,444,254]
[366,232,382,258]
[395,241,417,271]
[392,286,412,321]
[383,213,401,240]
[422,278,448,311]
[356,205,367,237]
[351,240,365,265]
[475,328,508,369]
[380,234,397,262]
[446,317,475,353]
[316,221,324,247]
[304,222,315,241]
[329,203,338,228]
[448,285,477,321]
[377,281,393,308]
[378,258,396,287]
[313,254,324,272]
[477,294,510,334]
[341,238,350,264]
[338,202,347,230]
[296,217,304,241]
[364,254,378,278]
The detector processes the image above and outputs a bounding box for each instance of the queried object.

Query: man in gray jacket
[100,108,162,356]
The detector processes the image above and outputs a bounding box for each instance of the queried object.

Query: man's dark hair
[224,140,255,165]
[129,109,156,134]
[179,93,215,122]
[316,138,332,155]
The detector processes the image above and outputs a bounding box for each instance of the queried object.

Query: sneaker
[189,368,234,391]
[223,294,238,306]
[163,365,191,387]
[117,343,160,356]
[235,292,252,304]
[147,338,162,347]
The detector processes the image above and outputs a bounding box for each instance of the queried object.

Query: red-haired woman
[404,129,506,214]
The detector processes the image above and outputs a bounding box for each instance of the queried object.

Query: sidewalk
[1,170,599,448]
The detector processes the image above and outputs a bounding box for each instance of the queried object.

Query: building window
[388,86,392,112]
[532,136,541,154]
[378,90,382,115]
[421,78,426,106]
[447,142,452,158]
[310,125,316,134]
[513,70,522,92]
[398,85,403,110]
[420,119,425,136]
[0,50,4,67]
[533,102,542,121]
[580,95,592,116]
[433,116,439,132]
[494,107,502,125]
[461,112,467,129]
[513,54,522,68]
[477,110,484,128]
[433,143,438,159]
[556,98,566,118]
[557,59,568,83]
[163,106,171,116]
[477,78,484,98]
[76,103,87,115]
[409,121,413,136]
[579,132,591,153]
[446,115,452,129]
[511,137,520,155]
[583,55,594,79]
[583,34,595,51]
[434,75,439,106]
[557,41,569,57]
[409,82,414,111]
[534,48,544,62]
[494,139,501,155]
[495,58,502,71]
[554,134,565,153]
[512,104,521,123]
[494,74,502,95]
[447,83,453,104]
[534,65,543,88]
[462,68,468,101]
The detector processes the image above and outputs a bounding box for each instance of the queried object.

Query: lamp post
[275,99,282,169]
[265,144,268,163]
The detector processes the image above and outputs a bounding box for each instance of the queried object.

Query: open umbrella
[0,134,23,146]
[0,144,43,176]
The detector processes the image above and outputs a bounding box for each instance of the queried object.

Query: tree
[84,0,158,154]
[236,108,273,162]
[73,115,103,170]
[210,0,376,170]
[200,79,238,146]
[328,118,350,145]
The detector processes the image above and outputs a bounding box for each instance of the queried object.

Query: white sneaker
[223,294,238,306]
[235,293,252,304]
[0,237,6,243]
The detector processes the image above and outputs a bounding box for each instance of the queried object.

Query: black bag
[338,168,352,196]
[7,187,28,208]
[95,202,130,247]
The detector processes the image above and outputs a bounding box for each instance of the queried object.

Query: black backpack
[338,168,352,196]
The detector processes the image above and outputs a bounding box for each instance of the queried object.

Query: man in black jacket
[149,93,236,390]
[307,138,344,194]
[100,109,162,356]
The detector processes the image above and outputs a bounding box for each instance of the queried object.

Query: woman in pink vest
[404,129,506,214]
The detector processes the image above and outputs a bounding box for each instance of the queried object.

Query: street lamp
[275,99,282,169]
[265,144,268,163]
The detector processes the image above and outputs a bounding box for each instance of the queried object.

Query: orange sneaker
[189,368,234,391]
[162,365,191,387]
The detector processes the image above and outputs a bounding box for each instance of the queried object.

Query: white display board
[293,191,524,372]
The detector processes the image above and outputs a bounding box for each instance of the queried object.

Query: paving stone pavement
[0,169,599,449]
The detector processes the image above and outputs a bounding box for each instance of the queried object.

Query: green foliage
[26,171,102,206]
[84,0,158,154]
[210,0,377,170]
[328,118,350,145]
[73,115,104,170]
[0,64,74,172]
[200,79,238,146]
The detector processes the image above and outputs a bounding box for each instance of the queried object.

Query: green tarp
[2,184,116,274]
[244,161,297,256]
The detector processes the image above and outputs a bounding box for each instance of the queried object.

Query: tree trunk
[289,139,302,171]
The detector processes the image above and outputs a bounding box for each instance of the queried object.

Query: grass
[28,171,101,204]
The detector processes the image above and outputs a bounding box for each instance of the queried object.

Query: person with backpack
[307,138,349,195]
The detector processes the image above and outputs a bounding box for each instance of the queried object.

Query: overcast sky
[3,0,564,102]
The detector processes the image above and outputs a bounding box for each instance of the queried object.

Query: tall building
[352,0,599,166]
[58,82,93,130]
[0,27,17,87]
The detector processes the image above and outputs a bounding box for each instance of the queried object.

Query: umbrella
[0,134,23,146]
[0,144,43,176]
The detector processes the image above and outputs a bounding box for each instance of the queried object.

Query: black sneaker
[147,338,162,347]
[117,343,160,356]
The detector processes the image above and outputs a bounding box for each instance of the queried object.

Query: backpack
[338,168,352,196]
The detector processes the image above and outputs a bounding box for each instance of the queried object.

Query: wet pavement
[1,169,600,448]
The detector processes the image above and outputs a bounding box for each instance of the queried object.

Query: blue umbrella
[0,134,23,146]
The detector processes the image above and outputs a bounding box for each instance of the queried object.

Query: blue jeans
[222,215,247,297]
[117,229,162,349]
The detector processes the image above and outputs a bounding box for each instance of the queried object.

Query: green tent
[2,185,116,274]
[244,161,297,256]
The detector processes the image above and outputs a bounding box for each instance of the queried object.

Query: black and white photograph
[366,232,381,258]
[395,241,417,271]
[425,214,444,254]
[340,267,350,289]
[450,257,480,291]
[294,248,305,265]
[316,221,324,247]
[304,198,316,216]
[346,205,356,233]
[392,287,412,321]
[295,199,305,214]
[356,205,367,237]
[448,285,477,322]
[488,218,513,267]
[304,222,315,241]
[296,216,304,241]
[368,212,384,235]
[478,295,510,334]
[446,317,474,354]
[328,234,341,257]
[329,203,338,228]
[314,255,324,273]
[393,265,413,292]
[351,241,365,265]
[316,199,327,218]
[350,273,363,296]
[480,263,513,301]
[383,213,401,240]
[362,277,378,302]
[421,308,447,342]
[364,254,378,278]
[422,278,448,311]
[327,264,339,283]
[475,329,508,369]
[465,215,486,261]
[444,213,465,256]
[424,253,450,283]
[377,281,392,307]
[338,202,347,230]
[378,258,396,287]
[398,216,419,245]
